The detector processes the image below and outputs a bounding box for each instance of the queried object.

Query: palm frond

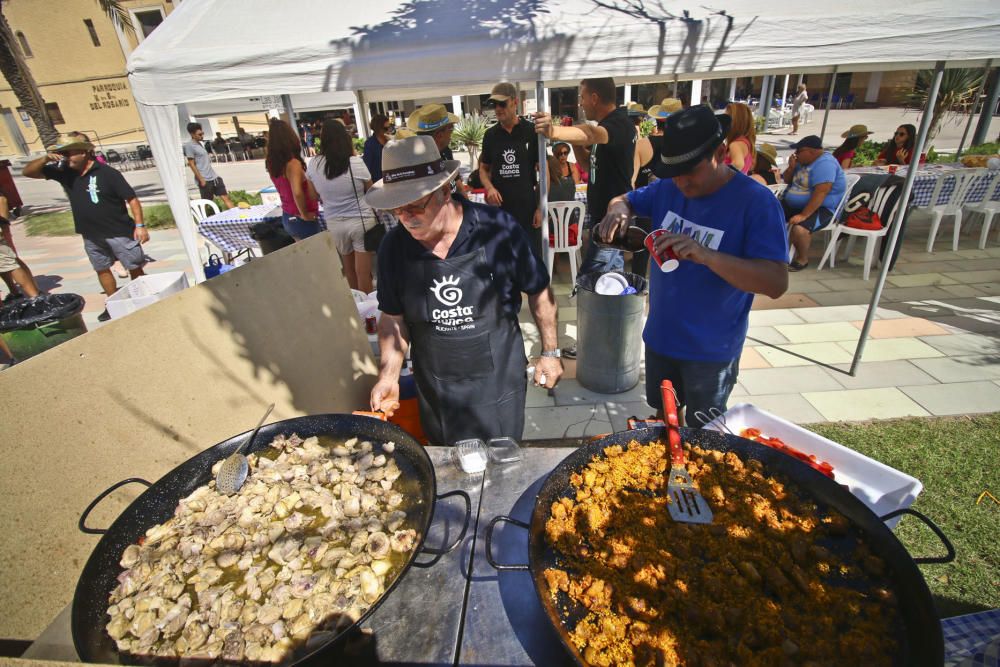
[98,0,135,36]
[451,114,494,150]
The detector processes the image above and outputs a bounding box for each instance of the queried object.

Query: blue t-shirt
[363,135,385,183]
[377,196,549,318]
[627,172,788,362]
[784,152,846,210]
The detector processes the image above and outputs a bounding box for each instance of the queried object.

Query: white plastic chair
[920,169,982,252]
[189,198,220,223]
[545,201,585,285]
[960,170,1000,249]
[783,173,858,264]
[819,178,905,281]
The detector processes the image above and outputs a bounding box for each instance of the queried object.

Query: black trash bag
[249,219,294,255]
[0,293,85,332]
[575,271,648,295]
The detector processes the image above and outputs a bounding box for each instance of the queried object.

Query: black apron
[401,234,527,445]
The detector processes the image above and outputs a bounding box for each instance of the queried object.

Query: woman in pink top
[724,102,756,175]
[265,119,319,241]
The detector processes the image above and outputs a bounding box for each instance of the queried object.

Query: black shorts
[198,177,228,200]
[782,200,834,233]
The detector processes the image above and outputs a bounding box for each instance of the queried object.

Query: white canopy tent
[128,0,999,281]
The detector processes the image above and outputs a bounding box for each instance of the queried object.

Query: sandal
[788,260,809,272]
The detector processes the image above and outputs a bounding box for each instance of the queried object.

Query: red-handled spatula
[662,380,713,524]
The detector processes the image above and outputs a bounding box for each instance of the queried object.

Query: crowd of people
[2,77,933,434]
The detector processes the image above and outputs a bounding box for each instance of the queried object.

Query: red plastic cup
[887,164,898,175]
[644,229,680,272]
[364,315,378,335]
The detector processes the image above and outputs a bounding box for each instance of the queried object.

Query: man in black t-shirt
[480,82,542,259]
[23,137,148,322]
[534,77,636,276]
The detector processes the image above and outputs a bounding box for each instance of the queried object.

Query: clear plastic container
[487,437,522,463]
[452,439,488,474]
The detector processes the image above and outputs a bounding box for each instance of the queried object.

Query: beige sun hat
[407,104,460,133]
[364,135,461,210]
[48,139,95,153]
[393,127,417,139]
[841,124,872,139]
[626,102,648,117]
[757,142,778,167]
[647,97,684,119]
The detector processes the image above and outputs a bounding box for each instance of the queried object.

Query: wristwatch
[540,349,561,358]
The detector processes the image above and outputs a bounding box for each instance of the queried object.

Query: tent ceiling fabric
[129,0,1000,106]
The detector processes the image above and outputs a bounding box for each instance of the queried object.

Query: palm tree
[0,1,133,150]
[903,68,984,141]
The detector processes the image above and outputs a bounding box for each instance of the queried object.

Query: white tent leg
[849,61,945,375]
[820,66,838,142]
[136,102,205,282]
[354,90,371,140]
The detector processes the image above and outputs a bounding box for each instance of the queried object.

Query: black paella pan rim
[71,413,462,666]
[492,426,950,667]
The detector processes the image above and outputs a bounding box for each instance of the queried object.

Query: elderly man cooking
[366,136,562,445]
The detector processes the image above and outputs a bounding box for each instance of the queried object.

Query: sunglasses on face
[555,151,569,157]
[488,99,509,109]
[393,190,437,215]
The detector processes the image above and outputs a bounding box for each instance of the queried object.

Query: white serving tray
[704,403,922,529]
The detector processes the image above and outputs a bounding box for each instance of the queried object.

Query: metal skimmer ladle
[215,403,274,495]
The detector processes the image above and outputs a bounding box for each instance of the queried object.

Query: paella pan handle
[485,515,530,571]
[879,508,956,564]
[78,478,152,535]
[417,489,472,557]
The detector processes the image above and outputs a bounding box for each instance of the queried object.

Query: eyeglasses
[488,99,509,109]
[393,190,437,215]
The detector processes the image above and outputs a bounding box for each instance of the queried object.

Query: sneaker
[788,260,809,272]
[561,345,577,359]
[97,309,111,322]
[2,291,25,304]
[114,264,128,278]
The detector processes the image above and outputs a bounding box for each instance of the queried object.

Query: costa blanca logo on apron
[431,275,463,306]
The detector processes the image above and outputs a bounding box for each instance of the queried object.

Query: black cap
[789,135,824,150]
[658,106,732,177]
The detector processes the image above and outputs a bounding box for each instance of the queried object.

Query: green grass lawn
[24,204,177,237]
[812,414,1000,618]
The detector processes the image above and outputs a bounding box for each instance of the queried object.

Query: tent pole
[780,74,790,126]
[819,66,838,142]
[354,91,371,140]
[849,61,945,376]
[536,80,548,253]
[956,59,993,159]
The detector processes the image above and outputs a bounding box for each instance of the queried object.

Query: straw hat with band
[626,102,648,117]
[364,136,461,210]
[648,97,684,120]
[757,142,778,167]
[657,106,732,178]
[841,124,872,139]
[49,139,95,153]
[394,127,418,140]
[407,104,460,133]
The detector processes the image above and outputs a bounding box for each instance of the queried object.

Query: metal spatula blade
[662,381,713,524]
[216,403,274,495]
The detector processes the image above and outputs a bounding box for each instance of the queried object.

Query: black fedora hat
[659,106,732,177]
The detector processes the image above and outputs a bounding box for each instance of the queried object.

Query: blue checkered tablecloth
[849,165,1000,208]
[943,608,1000,666]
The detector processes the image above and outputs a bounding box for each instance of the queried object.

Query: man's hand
[595,200,632,244]
[533,356,563,389]
[301,211,317,222]
[654,232,713,265]
[485,186,503,206]
[788,213,807,226]
[370,377,401,418]
[532,208,542,229]
[197,177,206,187]
[787,153,798,170]
[532,112,554,139]
[46,152,63,163]
[134,226,150,244]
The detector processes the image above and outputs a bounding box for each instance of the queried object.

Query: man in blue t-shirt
[781,135,846,271]
[596,106,788,425]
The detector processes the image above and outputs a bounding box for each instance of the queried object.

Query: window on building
[15,31,32,58]
[21,104,66,126]
[84,19,101,46]
[132,9,165,40]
